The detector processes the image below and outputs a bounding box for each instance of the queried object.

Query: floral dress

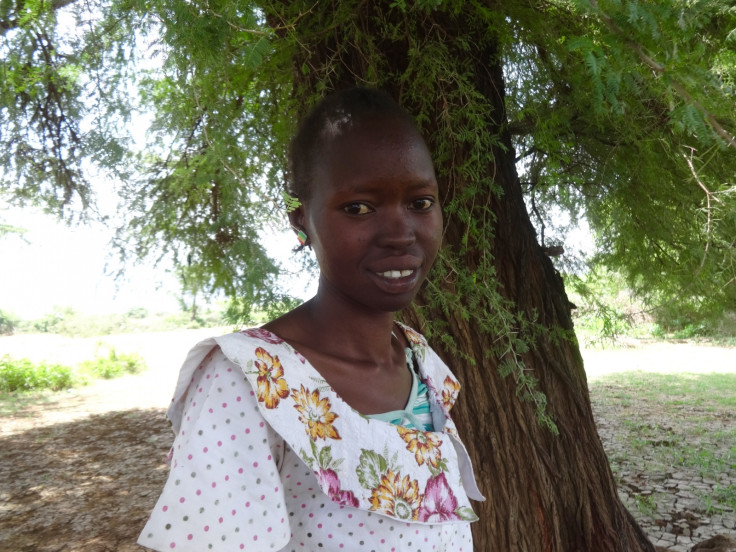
[138,325,484,551]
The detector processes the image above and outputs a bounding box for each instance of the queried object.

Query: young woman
[139,88,483,552]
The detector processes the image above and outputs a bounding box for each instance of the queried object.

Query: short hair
[287,87,418,200]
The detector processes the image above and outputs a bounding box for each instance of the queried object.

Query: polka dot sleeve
[138,348,291,551]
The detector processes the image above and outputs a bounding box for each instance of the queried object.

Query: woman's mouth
[377,269,415,279]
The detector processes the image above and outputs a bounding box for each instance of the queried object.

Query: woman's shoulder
[212,328,311,372]
[216,327,304,352]
[236,326,290,345]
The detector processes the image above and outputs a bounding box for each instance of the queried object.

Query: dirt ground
[0,330,734,551]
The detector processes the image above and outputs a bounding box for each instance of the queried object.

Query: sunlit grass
[590,371,736,518]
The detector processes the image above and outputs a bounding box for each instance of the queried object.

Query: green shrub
[672,323,709,339]
[125,307,149,319]
[0,309,19,335]
[79,349,147,379]
[0,348,148,392]
[0,356,76,392]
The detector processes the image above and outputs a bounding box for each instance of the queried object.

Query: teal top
[366,346,434,431]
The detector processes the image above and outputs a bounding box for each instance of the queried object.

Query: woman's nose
[377,207,416,248]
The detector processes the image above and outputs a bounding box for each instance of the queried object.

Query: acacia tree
[2,0,735,550]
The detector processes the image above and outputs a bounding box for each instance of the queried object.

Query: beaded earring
[291,225,308,246]
[296,229,308,246]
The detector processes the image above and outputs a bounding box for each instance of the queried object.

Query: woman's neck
[301,287,398,365]
[262,280,412,413]
[263,278,404,367]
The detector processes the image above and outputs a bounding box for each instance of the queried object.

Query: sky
[1,207,177,319]
[0,205,315,320]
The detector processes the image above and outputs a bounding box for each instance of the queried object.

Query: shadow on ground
[0,409,170,552]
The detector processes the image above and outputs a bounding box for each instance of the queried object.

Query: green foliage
[0,0,134,218]
[0,309,19,335]
[506,0,736,329]
[28,306,79,334]
[78,349,146,379]
[710,484,736,514]
[222,295,303,327]
[126,307,148,319]
[568,268,736,342]
[0,356,75,392]
[0,347,147,392]
[632,493,657,518]
[159,309,225,331]
[112,0,297,316]
[567,269,643,343]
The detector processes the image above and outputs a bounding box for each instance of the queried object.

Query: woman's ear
[288,205,306,233]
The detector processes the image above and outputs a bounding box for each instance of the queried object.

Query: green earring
[296,229,308,246]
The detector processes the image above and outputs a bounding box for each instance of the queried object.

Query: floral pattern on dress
[291,385,341,441]
[416,472,479,522]
[231,327,480,526]
[396,426,446,475]
[400,325,426,346]
[398,324,428,362]
[369,469,422,520]
[441,376,461,411]
[253,347,290,408]
[318,468,360,508]
[417,473,458,521]
[241,327,284,344]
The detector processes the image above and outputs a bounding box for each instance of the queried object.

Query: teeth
[379,269,414,279]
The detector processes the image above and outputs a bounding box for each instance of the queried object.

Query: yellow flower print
[254,347,290,409]
[369,470,422,520]
[396,426,443,469]
[291,385,341,441]
[401,326,426,346]
[441,376,461,410]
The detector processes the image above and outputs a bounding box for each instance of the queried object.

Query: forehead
[314,116,434,186]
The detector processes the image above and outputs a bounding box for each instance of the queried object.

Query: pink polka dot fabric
[139,348,291,550]
[138,333,479,551]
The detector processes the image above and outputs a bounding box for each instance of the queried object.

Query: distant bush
[125,307,149,319]
[0,356,76,392]
[79,349,146,379]
[566,270,648,344]
[0,348,148,392]
[650,306,734,339]
[0,309,19,335]
[28,306,69,333]
[15,305,227,337]
[567,269,736,343]
[161,310,223,330]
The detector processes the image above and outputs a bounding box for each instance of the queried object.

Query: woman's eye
[409,198,435,211]
[342,203,373,215]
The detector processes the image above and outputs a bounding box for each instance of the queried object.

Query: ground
[0,330,733,551]
[587,343,736,551]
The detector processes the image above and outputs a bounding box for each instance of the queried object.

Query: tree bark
[266,2,655,550]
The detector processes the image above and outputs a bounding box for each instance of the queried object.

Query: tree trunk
[266,2,655,550]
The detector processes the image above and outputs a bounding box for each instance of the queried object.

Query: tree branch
[588,0,736,150]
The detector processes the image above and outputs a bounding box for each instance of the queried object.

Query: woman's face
[295,115,443,313]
